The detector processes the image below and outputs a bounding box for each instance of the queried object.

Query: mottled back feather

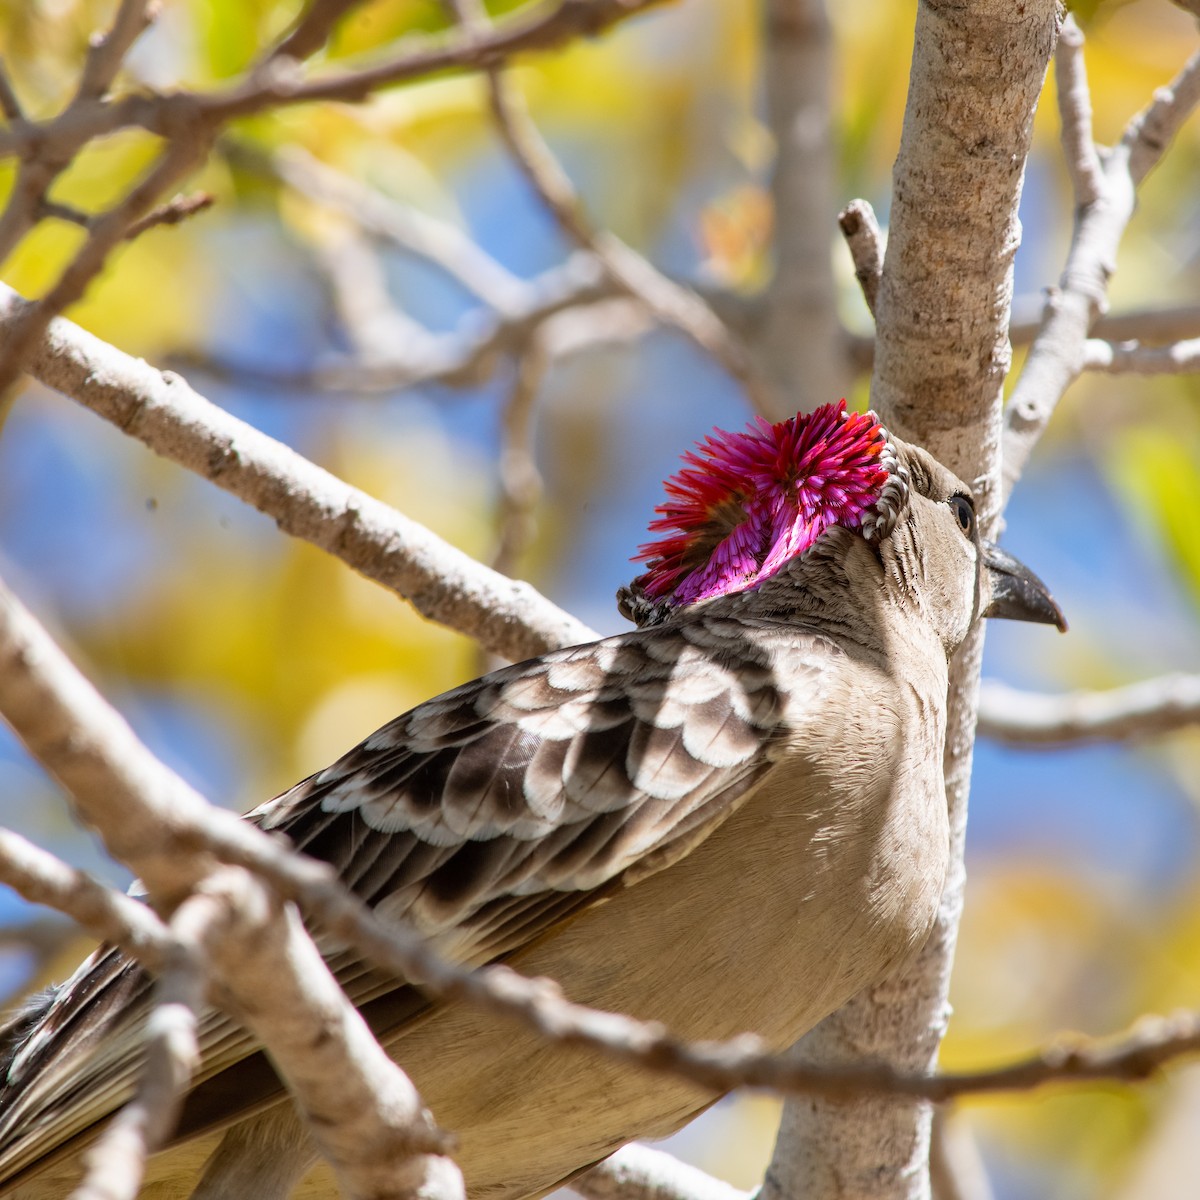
[0,612,811,1188]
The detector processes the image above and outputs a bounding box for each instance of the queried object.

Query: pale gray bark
[762,6,1060,1200]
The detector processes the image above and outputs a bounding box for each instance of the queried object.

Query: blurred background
[1,1,1199,1197]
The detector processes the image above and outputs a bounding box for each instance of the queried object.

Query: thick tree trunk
[761,4,1060,1199]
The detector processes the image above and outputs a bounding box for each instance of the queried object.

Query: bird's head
[619,401,1065,654]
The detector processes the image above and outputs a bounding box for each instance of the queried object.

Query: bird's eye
[948,494,975,538]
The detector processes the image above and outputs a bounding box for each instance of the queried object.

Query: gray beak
[982,542,1067,632]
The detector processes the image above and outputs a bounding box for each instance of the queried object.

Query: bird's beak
[981,542,1068,632]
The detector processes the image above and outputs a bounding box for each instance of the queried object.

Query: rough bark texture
[762,4,1060,1200]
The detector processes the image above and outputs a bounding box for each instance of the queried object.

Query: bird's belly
[336,772,947,1200]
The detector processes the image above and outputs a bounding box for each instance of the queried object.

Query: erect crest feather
[629,400,909,609]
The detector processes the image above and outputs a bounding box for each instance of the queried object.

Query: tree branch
[227,142,529,312]
[0,830,174,970]
[772,4,1060,1200]
[176,250,615,395]
[0,285,594,662]
[1080,336,1200,374]
[0,0,673,161]
[1002,30,1200,501]
[4,571,1200,1150]
[72,932,203,1200]
[0,58,23,122]
[0,576,460,1200]
[753,0,846,415]
[0,139,210,395]
[188,867,460,1200]
[572,1145,748,1200]
[486,71,769,409]
[491,337,547,578]
[73,0,159,104]
[838,199,883,317]
[1053,15,1104,208]
[845,300,1200,375]
[977,676,1200,745]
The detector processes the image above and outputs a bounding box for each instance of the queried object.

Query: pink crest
[632,401,891,605]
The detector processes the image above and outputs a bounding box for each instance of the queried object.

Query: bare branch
[0,579,460,1198]
[1054,15,1104,208]
[73,0,159,103]
[0,0,673,161]
[838,199,883,317]
[311,224,437,362]
[72,939,203,1200]
[0,833,201,1200]
[0,140,209,396]
[1015,296,1200,346]
[491,338,547,577]
[268,0,365,65]
[845,301,1200,374]
[1081,336,1200,374]
[0,285,595,662]
[1002,40,1200,501]
[0,60,23,122]
[187,868,460,1200]
[228,142,528,312]
[977,676,1200,746]
[5,572,1200,1114]
[754,0,845,414]
[483,68,770,411]
[122,191,215,241]
[177,249,616,395]
[572,1145,748,1200]
[1123,46,1200,186]
[0,830,173,970]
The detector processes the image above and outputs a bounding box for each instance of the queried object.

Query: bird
[0,401,1064,1200]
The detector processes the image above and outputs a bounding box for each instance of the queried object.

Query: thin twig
[977,676,1200,746]
[226,141,528,312]
[0,0,673,161]
[1081,336,1200,373]
[491,337,547,577]
[0,60,23,122]
[267,0,366,64]
[838,199,883,317]
[0,140,209,396]
[310,224,435,361]
[1002,39,1200,501]
[845,300,1200,374]
[1054,15,1104,208]
[483,66,770,411]
[70,940,204,1200]
[122,191,215,240]
[0,830,173,971]
[73,0,159,104]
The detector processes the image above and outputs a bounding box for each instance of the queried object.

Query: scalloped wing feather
[0,615,829,1189]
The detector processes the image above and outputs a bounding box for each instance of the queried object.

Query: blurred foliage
[1,1,1200,1198]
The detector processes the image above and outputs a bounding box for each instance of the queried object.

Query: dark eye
[948,494,975,538]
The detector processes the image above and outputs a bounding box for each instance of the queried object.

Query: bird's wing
[0,614,828,1185]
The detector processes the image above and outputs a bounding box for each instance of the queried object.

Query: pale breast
[347,701,949,1200]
